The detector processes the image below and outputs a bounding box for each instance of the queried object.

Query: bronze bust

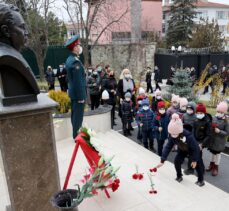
[0,3,40,106]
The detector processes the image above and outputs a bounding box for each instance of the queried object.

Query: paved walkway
[56,130,229,211]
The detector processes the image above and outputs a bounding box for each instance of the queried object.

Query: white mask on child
[215,112,224,119]
[171,134,179,138]
[125,98,131,102]
[159,109,165,114]
[196,114,205,119]
[156,96,162,100]
[143,106,149,111]
[187,109,193,115]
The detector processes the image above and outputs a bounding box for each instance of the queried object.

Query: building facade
[162,0,229,43]
[86,0,162,44]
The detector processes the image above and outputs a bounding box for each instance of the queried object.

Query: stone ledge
[0,94,57,119]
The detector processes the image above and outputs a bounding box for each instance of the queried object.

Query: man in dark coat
[56,63,68,92]
[65,35,86,140]
[145,67,153,93]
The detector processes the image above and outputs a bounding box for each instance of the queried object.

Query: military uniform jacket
[65,54,86,101]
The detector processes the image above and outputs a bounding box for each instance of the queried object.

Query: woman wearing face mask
[117,69,136,120]
[102,70,117,127]
[136,99,155,151]
[87,70,101,110]
[156,113,205,187]
[153,101,169,156]
[151,89,164,112]
[167,94,180,119]
[207,101,229,176]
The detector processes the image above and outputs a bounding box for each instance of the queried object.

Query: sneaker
[195,181,205,187]
[184,168,194,175]
[175,177,183,183]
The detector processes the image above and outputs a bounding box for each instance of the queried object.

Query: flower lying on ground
[132,165,144,180]
[148,173,157,195]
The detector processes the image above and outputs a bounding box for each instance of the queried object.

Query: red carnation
[150,168,157,173]
[111,182,120,192]
[132,174,139,180]
[212,123,219,128]
[138,174,144,180]
[156,115,161,121]
[114,178,120,184]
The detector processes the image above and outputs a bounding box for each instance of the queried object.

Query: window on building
[219,25,226,33]
[216,11,227,20]
[112,32,131,41]
[197,11,208,20]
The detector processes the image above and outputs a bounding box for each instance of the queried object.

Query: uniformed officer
[65,35,86,140]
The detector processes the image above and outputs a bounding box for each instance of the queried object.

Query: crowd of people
[120,85,228,187]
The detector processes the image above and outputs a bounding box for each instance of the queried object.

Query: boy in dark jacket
[182,101,197,131]
[121,92,133,137]
[184,103,211,175]
[156,114,205,187]
[153,101,170,156]
[136,99,155,151]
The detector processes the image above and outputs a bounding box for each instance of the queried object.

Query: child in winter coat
[177,97,188,118]
[184,103,212,175]
[167,94,180,118]
[207,101,229,176]
[121,92,134,137]
[136,87,147,142]
[151,89,164,112]
[156,114,205,187]
[153,101,170,156]
[136,99,155,151]
[182,102,197,132]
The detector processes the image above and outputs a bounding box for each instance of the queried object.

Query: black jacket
[193,114,212,147]
[117,79,135,100]
[161,130,200,163]
[121,100,133,122]
[103,76,117,105]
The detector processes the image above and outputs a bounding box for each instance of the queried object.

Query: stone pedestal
[0,94,60,211]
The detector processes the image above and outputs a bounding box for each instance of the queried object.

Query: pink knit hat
[155,89,162,96]
[168,113,183,135]
[171,94,180,103]
[179,97,188,108]
[216,101,228,113]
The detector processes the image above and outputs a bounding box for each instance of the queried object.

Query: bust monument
[0,3,39,106]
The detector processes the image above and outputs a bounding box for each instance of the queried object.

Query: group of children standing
[120,88,229,187]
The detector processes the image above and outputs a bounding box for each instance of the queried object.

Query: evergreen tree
[166,0,197,47]
[189,19,224,52]
[167,70,196,101]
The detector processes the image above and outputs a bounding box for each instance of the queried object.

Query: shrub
[37,80,49,92]
[48,90,71,114]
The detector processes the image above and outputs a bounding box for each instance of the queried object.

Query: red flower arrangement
[132,165,144,180]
